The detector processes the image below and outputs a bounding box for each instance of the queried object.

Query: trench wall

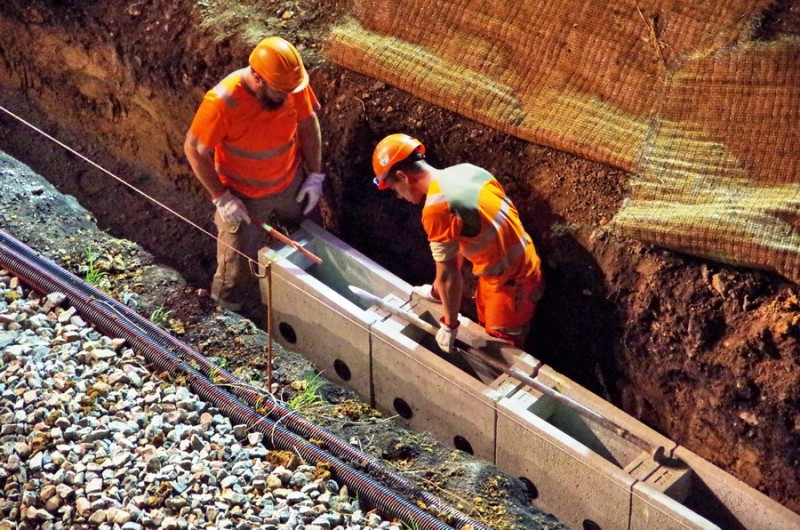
[328,0,800,284]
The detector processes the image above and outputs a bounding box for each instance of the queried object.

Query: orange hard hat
[249,36,309,93]
[372,133,426,189]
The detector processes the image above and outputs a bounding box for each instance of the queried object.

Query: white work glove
[436,316,459,353]
[213,190,251,225]
[296,172,326,215]
[412,284,441,303]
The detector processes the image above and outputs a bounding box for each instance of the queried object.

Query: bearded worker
[184,36,325,311]
[372,133,544,352]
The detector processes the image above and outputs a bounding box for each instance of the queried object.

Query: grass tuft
[287,373,325,412]
[149,305,173,329]
[84,245,108,286]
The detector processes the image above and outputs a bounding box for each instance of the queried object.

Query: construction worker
[372,133,543,352]
[184,36,325,311]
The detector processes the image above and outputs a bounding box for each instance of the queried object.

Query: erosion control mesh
[328,0,800,283]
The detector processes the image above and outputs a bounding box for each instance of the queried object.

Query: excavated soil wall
[330,0,800,285]
[1,0,798,514]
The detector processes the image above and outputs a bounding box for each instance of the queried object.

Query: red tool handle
[251,217,322,264]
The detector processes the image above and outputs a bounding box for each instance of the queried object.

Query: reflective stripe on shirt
[461,195,512,258]
[212,83,237,108]
[480,233,530,277]
[220,139,295,160]
[220,164,298,190]
[461,195,530,276]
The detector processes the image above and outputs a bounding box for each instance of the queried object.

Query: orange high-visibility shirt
[421,164,540,283]
[189,68,320,198]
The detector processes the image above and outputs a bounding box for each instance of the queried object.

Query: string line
[0,104,257,266]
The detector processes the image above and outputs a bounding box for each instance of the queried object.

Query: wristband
[439,315,460,329]
[210,188,227,202]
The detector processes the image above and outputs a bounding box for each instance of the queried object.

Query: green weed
[84,245,108,286]
[403,518,421,530]
[288,373,325,412]
[149,305,173,329]
[551,222,578,237]
[207,358,228,382]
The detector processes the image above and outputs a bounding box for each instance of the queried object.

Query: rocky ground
[0,0,799,520]
[0,153,565,530]
[1,270,380,530]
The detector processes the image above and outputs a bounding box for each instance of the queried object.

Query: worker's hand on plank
[213,190,251,225]
[411,283,441,303]
[296,171,326,215]
[436,316,459,353]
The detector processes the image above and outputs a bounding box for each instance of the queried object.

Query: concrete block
[496,391,636,530]
[535,365,676,468]
[486,373,526,402]
[673,445,800,530]
[296,220,413,303]
[625,452,692,503]
[631,481,720,530]
[371,313,497,461]
[258,220,412,401]
[260,260,375,399]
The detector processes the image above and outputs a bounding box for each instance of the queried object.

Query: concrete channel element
[259,220,800,530]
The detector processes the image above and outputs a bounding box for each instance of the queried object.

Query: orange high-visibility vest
[422,164,540,282]
[189,68,320,198]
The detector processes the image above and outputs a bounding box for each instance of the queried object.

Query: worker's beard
[259,93,286,110]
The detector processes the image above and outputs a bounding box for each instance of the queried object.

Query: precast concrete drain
[257,219,800,530]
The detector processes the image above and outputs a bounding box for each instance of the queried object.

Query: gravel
[0,269,401,530]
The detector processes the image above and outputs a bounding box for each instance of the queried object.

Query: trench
[1,1,799,516]
[0,76,615,399]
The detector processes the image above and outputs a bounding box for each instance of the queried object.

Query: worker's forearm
[191,162,226,199]
[297,115,322,173]
[184,135,225,198]
[434,259,462,327]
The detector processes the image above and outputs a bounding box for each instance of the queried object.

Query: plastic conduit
[0,229,489,530]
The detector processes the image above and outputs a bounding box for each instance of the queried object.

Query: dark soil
[0,0,799,520]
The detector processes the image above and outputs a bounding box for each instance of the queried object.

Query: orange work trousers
[476,269,544,348]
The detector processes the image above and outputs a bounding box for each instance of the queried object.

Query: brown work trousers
[211,168,306,310]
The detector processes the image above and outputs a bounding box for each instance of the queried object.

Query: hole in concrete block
[333,359,351,381]
[279,322,297,344]
[453,435,474,455]
[519,476,538,500]
[393,397,413,419]
[583,520,601,530]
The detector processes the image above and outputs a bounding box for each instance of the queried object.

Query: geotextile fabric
[328,0,800,283]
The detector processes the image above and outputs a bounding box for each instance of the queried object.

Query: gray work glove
[213,190,251,225]
[296,172,326,215]
[436,316,459,353]
[412,284,441,303]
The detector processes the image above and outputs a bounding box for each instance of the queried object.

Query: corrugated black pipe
[0,229,490,530]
